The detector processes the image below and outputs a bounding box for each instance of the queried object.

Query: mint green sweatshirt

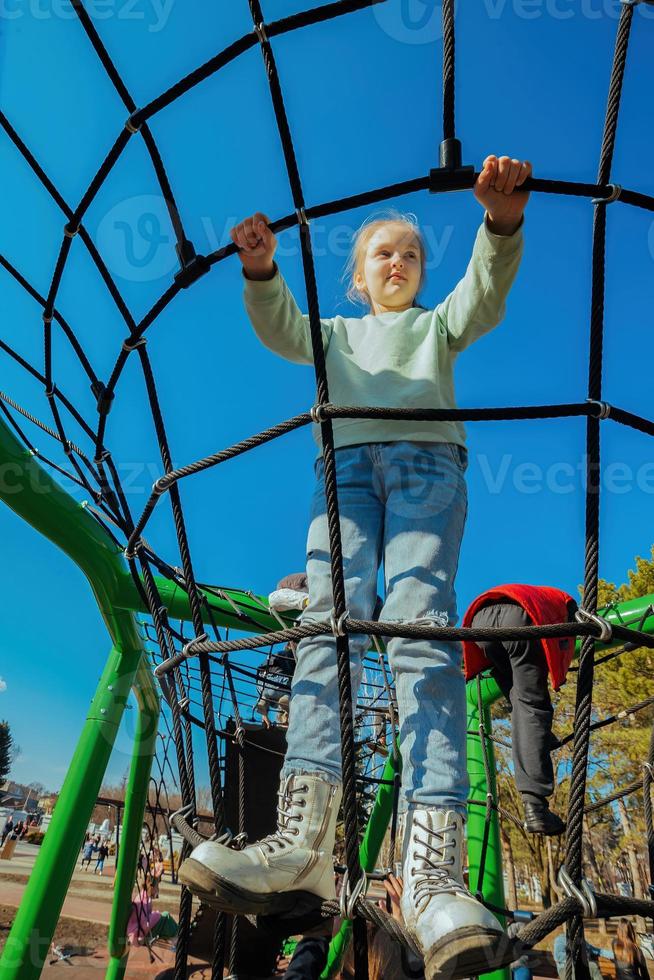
[243,216,523,454]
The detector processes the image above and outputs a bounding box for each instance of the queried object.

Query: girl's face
[355,223,422,315]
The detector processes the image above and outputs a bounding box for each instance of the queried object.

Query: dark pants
[471,602,554,800]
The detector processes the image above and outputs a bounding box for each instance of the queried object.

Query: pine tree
[0,721,13,784]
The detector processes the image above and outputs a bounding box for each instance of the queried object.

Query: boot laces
[258,779,308,855]
[410,816,468,910]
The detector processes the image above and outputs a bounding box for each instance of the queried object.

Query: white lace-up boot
[179,773,341,916]
[400,809,514,980]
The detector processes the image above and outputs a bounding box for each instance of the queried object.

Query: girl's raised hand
[230,212,277,280]
[474,155,532,235]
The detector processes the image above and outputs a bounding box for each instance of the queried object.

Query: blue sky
[0,0,653,791]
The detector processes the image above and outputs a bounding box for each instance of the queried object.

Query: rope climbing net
[3,1,654,978]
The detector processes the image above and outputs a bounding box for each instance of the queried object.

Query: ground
[0,841,209,977]
[0,840,624,978]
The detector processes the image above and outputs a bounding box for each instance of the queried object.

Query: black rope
[564,9,634,978]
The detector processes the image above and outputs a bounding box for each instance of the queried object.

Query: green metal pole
[0,418,159,980]
[322,748,401,979]
[466,674,507,980]
[106,654,160,977]
[0,643,143,980]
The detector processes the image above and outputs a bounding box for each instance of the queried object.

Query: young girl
[180,154,531,979]
[612,919,650,980]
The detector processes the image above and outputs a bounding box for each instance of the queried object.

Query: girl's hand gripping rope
[474,155,532,236]
[230,211,278,281]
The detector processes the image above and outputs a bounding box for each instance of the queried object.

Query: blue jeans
[281,441,469,812]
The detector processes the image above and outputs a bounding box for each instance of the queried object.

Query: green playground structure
[0,409,653,980]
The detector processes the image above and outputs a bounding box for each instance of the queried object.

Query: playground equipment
[1,0,654,977]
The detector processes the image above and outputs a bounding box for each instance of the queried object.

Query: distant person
[1,816,14,845]
[553,926,613,980]
[268,572,309,613]
[255,641,297,727]
[281,935,330,979]
[463,584,578,835]
[257,572,309,727]
[613,919,650,980]
[151,848,165,898]
[80,837,96,871]
[94,840,109,876]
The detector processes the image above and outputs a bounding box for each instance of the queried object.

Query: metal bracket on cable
[170,803,208,848]
[122,335,147,353]
[591,183,622,205]
[310,403,331,423]
[429,138,475,194]
[575,608,613,643]
[586,399,611,420]
[296,207,310,227]
[254,21,268,43]
[330,608,350,637]
[339,868,367,919]
[557,866,597,918]
[125,112,142,134]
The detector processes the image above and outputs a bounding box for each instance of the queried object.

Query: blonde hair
[342,210,427,311]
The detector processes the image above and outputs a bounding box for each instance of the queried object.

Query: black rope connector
[296,207,309,227]
[90,379,115,417]
[429,138,475,194]
[44,385,55,399]
[42,312,53,324]
[174,238,210,289]
[63,221,79,239]
[94,449,111,464]
[125,112,142,135]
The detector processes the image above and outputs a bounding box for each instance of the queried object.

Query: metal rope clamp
[122,335,147,353]
[339,868,367,920]
[330,608,350,637]
[296,206,309,227]
[586,398,611,420]
[591,183,622,205]
[575,608,613,643]
[254,21,268,44]
[125,112,142,135]
[180,632,209,662]
[310,403,330,424]
[557,866,597,918]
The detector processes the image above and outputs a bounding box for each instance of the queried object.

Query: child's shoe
[400,808,515,980]
[179,773,341,916]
